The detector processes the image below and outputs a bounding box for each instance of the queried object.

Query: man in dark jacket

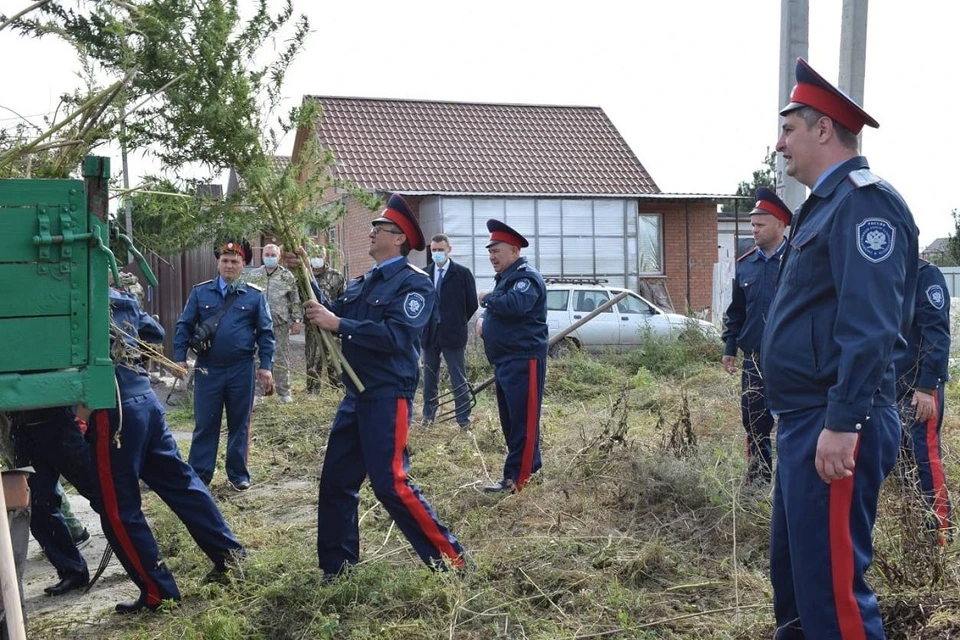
[303,194,464,577]
[895,258,952,544]
[420,233,478,429]
[722,188,792,484]
[477,219,547,494]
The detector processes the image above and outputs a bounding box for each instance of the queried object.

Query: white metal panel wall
[440,196,639,290]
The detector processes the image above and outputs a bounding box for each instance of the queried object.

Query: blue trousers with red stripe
[741,356,774,484]
[189,360,255,486]
[12,408,96,582]
[494,357,544,489]
[90,393,245,606]
[317,394,464,576]
[771,405,899,640]
[899,383,952,539]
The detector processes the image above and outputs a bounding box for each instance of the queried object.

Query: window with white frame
[638,214,663,275]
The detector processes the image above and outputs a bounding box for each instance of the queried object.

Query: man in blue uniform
[722,188,792,485]
[303,194,464,577]
[896,258,952,544]
[90,287,247,613]
[8,407,95,596]
[477,220,548,494]
[421,233,479,429]
[761,58,919,639]
[174,242,275,491]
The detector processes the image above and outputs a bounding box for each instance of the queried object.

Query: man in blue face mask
[420,234,478,429]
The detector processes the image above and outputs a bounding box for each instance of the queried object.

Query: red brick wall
[638,200,718,318]
[334,193,424,281]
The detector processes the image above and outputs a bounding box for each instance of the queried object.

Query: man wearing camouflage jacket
[246,243,302,403]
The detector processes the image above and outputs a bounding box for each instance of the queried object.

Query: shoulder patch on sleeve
[847,168,881,188]
[406,263,428,276]
[513,279,531,292]
[737,246,759,262]
[856,218,896,263]
[926,284,946,310]
[403,292,427,318]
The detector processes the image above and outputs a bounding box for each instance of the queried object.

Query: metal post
[120,107,134,263]
[778,0,810,211]
[839,0,869,150]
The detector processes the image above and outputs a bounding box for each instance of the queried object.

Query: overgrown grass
[30,350,960,639]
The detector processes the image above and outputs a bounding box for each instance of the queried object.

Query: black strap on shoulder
[205,291,240,337]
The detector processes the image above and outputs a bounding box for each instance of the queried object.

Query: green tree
[721,149,776,213]
[945,208,960,266]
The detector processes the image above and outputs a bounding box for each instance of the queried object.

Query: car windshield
[615,291,655,315]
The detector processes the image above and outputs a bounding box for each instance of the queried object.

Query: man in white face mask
[420,234,478,429]
[306,251,345,392]
[246,243,302,403]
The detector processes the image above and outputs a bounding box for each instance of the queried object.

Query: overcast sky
[1,0,956,247]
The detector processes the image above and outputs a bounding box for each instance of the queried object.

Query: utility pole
[838,0,869,149]
[120,106,134,263]
[778,0,809,212]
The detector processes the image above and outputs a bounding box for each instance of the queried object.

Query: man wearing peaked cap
[721,188,791,486]
[477,219,547,494]
[174,240,275,492]
[762,57,919,639]
[302,193,465,577]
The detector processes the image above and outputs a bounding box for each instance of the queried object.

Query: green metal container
[0,158,116,411]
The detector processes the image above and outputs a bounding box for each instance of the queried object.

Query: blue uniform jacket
[722,242,785,358]
[110,288,164,398]
[896,259,951,396]
[480,257,548,364]
[173,279,275,370]
[312,257,434,398]
[760,156,919,432]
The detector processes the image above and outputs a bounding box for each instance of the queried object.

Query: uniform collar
[370,256,407,280]
[495,256,527,281]
[755,238,787,261]
[213,276,246,294]
[811,156,869,198]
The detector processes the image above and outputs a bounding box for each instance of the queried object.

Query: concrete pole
[778,0,809,212]
[838,0,869,150]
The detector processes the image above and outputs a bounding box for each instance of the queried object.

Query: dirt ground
[18,335,310,635]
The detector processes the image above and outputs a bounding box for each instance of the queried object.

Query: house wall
[339,194,426,280]
[638,200,718,318]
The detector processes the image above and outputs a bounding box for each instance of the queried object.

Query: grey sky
[1,0,956,246]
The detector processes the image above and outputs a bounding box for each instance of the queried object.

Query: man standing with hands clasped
[761,58,919,639]
[722,188,792,485]
[303,194,464,578]
[477,219,547,495]
[420,233,478,429]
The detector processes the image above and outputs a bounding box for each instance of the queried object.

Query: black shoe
[72,528,91,549]
[44,573,89,596]
[482,478,516,494]
[114,595,175,614]
[457,419,472,431]
[229,480,251,492]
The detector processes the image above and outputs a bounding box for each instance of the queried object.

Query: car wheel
[548,337,580,358]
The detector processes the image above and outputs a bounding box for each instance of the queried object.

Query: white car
[545,280,719,353]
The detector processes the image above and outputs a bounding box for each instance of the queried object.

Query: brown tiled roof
[306,96,660,196]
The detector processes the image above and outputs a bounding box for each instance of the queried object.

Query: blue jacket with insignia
[760,156,919,432]
[173,278,275,370]
[480,257,548,364]
[722,241,785,358]
[312,257,433,398]
[895,258,951,397]
[110,288,164,398]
